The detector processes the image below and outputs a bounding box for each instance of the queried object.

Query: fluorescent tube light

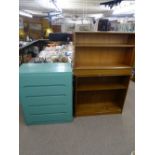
[89,14,103,19]
[49,12,61,16]
[19,11,33,18]
[24,10,47,16]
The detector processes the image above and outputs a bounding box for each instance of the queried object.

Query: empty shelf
[76,101,122,116]
[77,83,127,91]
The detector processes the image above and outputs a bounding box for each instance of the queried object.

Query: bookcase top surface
[74,31,135,35]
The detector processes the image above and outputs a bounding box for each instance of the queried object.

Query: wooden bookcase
[73,32,135,116]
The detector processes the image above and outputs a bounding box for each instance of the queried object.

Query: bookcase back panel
[76,90,127,115]
[127,34,135,44]
[74,47,133,67]
[76,76,130,90]
[77,90,116,103]
[75,33,134,45]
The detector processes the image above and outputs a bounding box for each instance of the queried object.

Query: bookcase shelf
[76,101,122,116]
[73,32,135,116]
[75,90,126,116]
[75,65,132,69]
[77,83,127,91]
[75,43,135,47]
[76,76,129,91]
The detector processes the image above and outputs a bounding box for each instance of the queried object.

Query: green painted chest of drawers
[19,63,73,125]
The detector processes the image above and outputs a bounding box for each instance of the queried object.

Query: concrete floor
[19,81,135,155]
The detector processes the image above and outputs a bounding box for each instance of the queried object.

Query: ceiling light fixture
[24,10,47,16]
[89,14,103,19]
[49,11,61,16]
[19,10,33,18]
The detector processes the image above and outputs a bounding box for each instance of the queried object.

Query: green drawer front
[19,72,73,125]
[27,105,70,115]
[21,97,72,125]
[21,95,69,106]
[20,74,69,87]
[22,85,67,97]
[25,113,73,125]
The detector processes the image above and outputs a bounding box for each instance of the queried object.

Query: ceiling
[19,0,135,18]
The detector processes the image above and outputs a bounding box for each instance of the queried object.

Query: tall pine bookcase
[73,32,135,116]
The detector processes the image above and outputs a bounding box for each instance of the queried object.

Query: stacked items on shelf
[73,32,135,116]
[20,46,39,63]
[19,41,30,48]
[30,42,73,63]
[96,18,135,32]
[110,20,135,32]
[19,39,48,64]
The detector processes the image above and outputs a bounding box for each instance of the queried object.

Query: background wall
[19,16,53,40]
[61,17,95,32]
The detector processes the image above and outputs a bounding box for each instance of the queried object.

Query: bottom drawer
[27,105,70,115]
[24,113,73,125]
[22,105,73,125]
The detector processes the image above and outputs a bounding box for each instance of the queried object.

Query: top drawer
[20,74,71,87]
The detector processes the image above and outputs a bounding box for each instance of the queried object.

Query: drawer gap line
[26,94,66,98]
[30,112,67,116]
[28,103,66,107]
[24,84,66,87]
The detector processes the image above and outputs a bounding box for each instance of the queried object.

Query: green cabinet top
[20,63,72,74]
